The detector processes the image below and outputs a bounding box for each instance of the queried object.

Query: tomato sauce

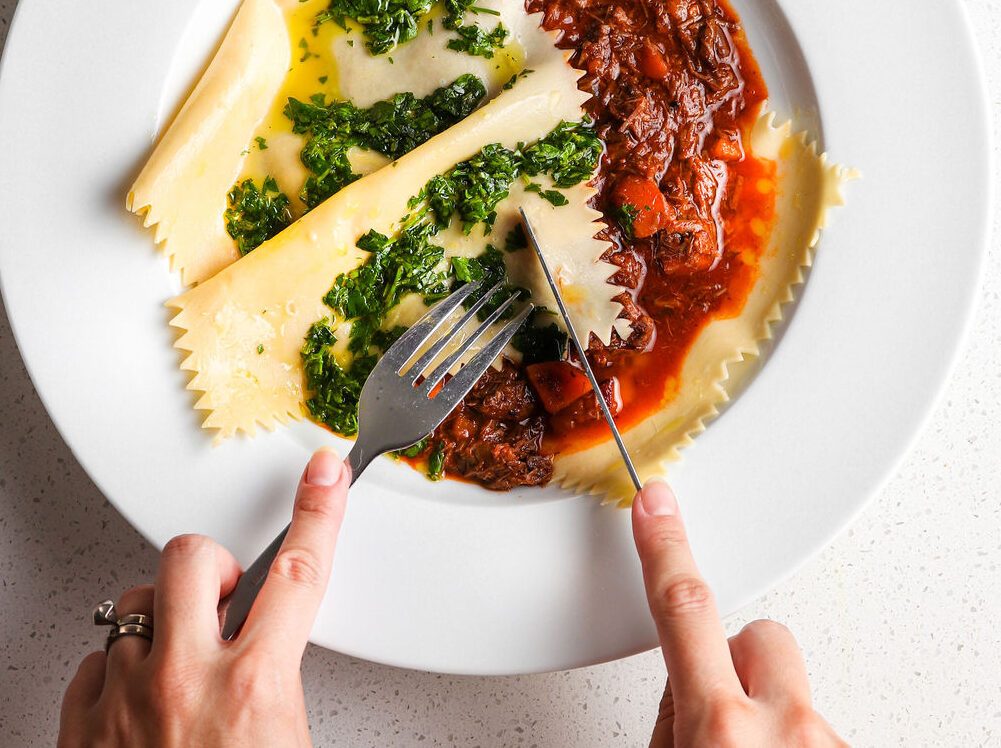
[424,0,775,487]
[523,0,774,456]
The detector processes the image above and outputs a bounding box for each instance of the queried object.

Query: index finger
[240,448,350,656]
[631,480,743,704]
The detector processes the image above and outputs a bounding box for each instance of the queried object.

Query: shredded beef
[432,361,554,490]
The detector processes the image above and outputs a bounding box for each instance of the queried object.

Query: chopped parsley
[445,22,508,58]
[469,245,525,319]
[406,122,600,233]
[371,325,408,351]
[224,177,292,256]
[426,441,446,480]
[450,245,524,320]
[395,436,429,458]
[256,344,265,354]
[612,202,638,239]
[524,182,569,207]
[301,320,375,436]
[504,224,527,251]
[520,119,604,187]
[502,68,534,90]
[255,136,269,150]
[324,227,450,355]
[316,0,433,55]
[511,309,568,364]
[414,143,520,232]
[316,0,508,58]
[284,74,486,208]
[449,255,481,282]
[298,37,317,62]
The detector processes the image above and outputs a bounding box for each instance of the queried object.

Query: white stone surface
[1,1,999,744]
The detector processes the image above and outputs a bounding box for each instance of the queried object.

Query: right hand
[632,480,847,747]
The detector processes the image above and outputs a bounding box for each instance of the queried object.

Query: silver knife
[519,208,643,493]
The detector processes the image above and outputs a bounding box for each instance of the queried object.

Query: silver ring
[93,601,154,631]
[94,599,155,652]
[105,623,154,652]
[117,613,154,629]
[93,599,117,627]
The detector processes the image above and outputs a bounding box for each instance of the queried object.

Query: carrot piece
[549,378,623,434]
[612,175,671,238]
[709,129,744,162]
[638,42,668,79]
[526,362,593,415]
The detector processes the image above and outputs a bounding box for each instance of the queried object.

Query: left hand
[58,448,350,748]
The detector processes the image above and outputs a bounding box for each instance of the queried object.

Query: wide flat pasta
[554,113,856,504]
[127,0,290,286]
[169,57,622,438]
[128,0,602,287]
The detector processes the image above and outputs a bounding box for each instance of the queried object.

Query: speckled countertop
[1,1,999,745]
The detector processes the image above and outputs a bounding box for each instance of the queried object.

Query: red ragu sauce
[421,0,774,488]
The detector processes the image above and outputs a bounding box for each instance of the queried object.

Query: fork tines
[389,283,533,404]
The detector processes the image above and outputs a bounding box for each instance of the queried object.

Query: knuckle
[650,520,688,548]
[702,698,754,746]
[270,547,325,589]
[743,618,792,640]
[784,706,830,746]
[116,585,153,613]
[658,576,714,619]
[71,651,106,682]
[80,721,118,748]
[162,533,212,560]
[79,650,106,670]
[295,486,340,521]
[144,657,202,721]
[224,655,280,704]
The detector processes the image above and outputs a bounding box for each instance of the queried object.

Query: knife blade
[519,208,643,493]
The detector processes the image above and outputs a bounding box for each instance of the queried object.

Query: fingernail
[306,448,342,486]
[639,480,678,516]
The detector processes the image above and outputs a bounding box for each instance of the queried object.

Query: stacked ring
[105,622,154,651]
[93,599,155,651]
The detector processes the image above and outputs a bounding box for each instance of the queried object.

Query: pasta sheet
[169,55,619,438]
[128,0,290,286]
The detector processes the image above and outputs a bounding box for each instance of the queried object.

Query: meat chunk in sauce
[433,361,554,490]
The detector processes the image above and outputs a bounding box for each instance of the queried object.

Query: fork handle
[219,443,372,640]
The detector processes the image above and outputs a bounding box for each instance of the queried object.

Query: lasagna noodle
[127,0,290,286]
[128,0,599,287]
[553,113,856,504]
[169,60,621,438]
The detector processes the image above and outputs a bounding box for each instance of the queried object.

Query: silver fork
[221,281,533,639]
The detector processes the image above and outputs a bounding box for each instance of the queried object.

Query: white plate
[0,0,991,674]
